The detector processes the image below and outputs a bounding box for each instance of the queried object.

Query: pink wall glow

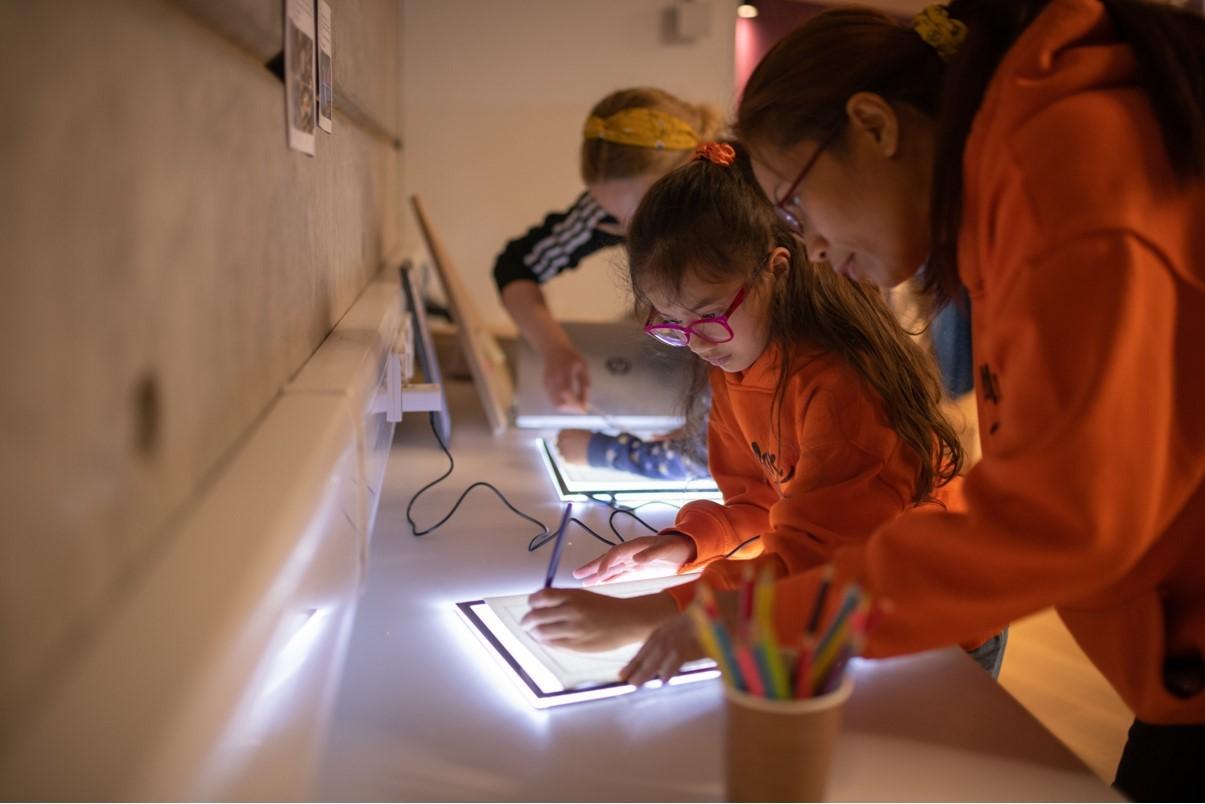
[733,1,828,97]
[733,2,911,98]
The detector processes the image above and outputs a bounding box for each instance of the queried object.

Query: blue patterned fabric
[585,431,704,480]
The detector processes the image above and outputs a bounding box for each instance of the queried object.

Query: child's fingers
[575,539,649,580]
[556,429,591,457]
[589,565,635,586]
[581,569,633,587]
[632,543,676,565]
[657,648,684,683]
[520,596,586,630]
[526,588,575,608]
[574,549,619,579]
[572,557,604,579]
[594,552,653,584]
[518,606,565,629]
[573,547,630,578]
[525,621,584,642]
[620,641,659,686]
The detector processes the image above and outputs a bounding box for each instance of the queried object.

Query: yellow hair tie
[913,4,966,60]
[582,107,699,150]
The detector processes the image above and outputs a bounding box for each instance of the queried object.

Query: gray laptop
[514,321,695,430]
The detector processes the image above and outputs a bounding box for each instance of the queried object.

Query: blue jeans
[966,628,1008,679]
[932,291,974,397]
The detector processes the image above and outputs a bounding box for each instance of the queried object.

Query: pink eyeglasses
[644,285,749,347]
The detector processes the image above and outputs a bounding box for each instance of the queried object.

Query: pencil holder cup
[723,676,853,802]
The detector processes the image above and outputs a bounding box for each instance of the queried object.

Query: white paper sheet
[482,574,707,690]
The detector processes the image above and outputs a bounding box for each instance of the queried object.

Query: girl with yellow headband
[493,88,722,415]
[628,3,1205,799]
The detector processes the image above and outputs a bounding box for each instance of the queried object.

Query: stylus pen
[543,503,573,589]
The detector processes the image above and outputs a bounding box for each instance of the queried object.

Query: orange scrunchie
[693,142,736,166]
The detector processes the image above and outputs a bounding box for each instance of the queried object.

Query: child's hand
[573,533,696,586]
[521,588,677,652]
[556,429,592,465]
[619,613,706,686]
[544,346,590,412]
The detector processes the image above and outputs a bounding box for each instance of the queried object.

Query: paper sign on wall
[284,0,316,155]
[317,1,333,133]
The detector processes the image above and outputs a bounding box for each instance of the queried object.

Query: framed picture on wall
[317,0,333,133]
[284,0,316,154]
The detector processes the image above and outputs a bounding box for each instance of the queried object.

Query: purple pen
[543,503,573,588]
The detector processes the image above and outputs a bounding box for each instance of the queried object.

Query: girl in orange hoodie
[521,142,1008,671]
[624,1,1205,798]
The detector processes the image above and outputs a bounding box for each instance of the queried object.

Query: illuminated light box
[456,575,719,708]
[536,437,722,505]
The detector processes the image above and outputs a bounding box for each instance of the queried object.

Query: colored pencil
[737,643,766,696]
[794,636,816,698]
[687,603,728,676]
[805,565,834,637]
[710,614,746,691]
[738,564,755,640]
[813,585,863,660]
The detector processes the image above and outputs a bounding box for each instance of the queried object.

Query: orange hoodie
[662,346,980,637]
[773,0,1205,725]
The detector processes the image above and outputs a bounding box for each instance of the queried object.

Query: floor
[997,608,1132,783]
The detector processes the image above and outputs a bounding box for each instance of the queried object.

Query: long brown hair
[626,146,962,503]
[736,0,1205,308]
[581,87,726,183]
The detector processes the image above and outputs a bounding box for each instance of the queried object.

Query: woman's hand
[572,533,697,586]
[544,345,590,412]
[521,589,678,652]
[619,613,706,686]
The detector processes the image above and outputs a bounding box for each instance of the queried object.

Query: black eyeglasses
[773,130,837,234]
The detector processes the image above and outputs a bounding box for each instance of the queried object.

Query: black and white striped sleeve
[492,192,626,292]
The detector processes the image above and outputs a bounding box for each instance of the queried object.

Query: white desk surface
[317,383,1122,802]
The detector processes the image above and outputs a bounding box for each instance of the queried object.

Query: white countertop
[317,382,1121,802]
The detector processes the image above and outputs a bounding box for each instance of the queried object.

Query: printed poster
[284,0,316,154]
[317,0,334,133]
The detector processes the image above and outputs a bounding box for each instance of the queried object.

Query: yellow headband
[582,107,699,150]
[913,4,966,60]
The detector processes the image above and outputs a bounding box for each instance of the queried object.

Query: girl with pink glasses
[522,141,1006,675]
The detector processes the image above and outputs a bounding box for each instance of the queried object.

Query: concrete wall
[401,0,736,331]
[5,0,1008,761]
[0,0,403,746]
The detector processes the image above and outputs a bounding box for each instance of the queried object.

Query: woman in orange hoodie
[520,142,1009,671]
[624,1,1205,798]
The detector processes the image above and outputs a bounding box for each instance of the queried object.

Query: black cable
[607,501,679,538]
[723,535,762,558]
[407,413,551,549]
[601,498,758,559]
[536,517,619,551]
[405,412,706,554]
